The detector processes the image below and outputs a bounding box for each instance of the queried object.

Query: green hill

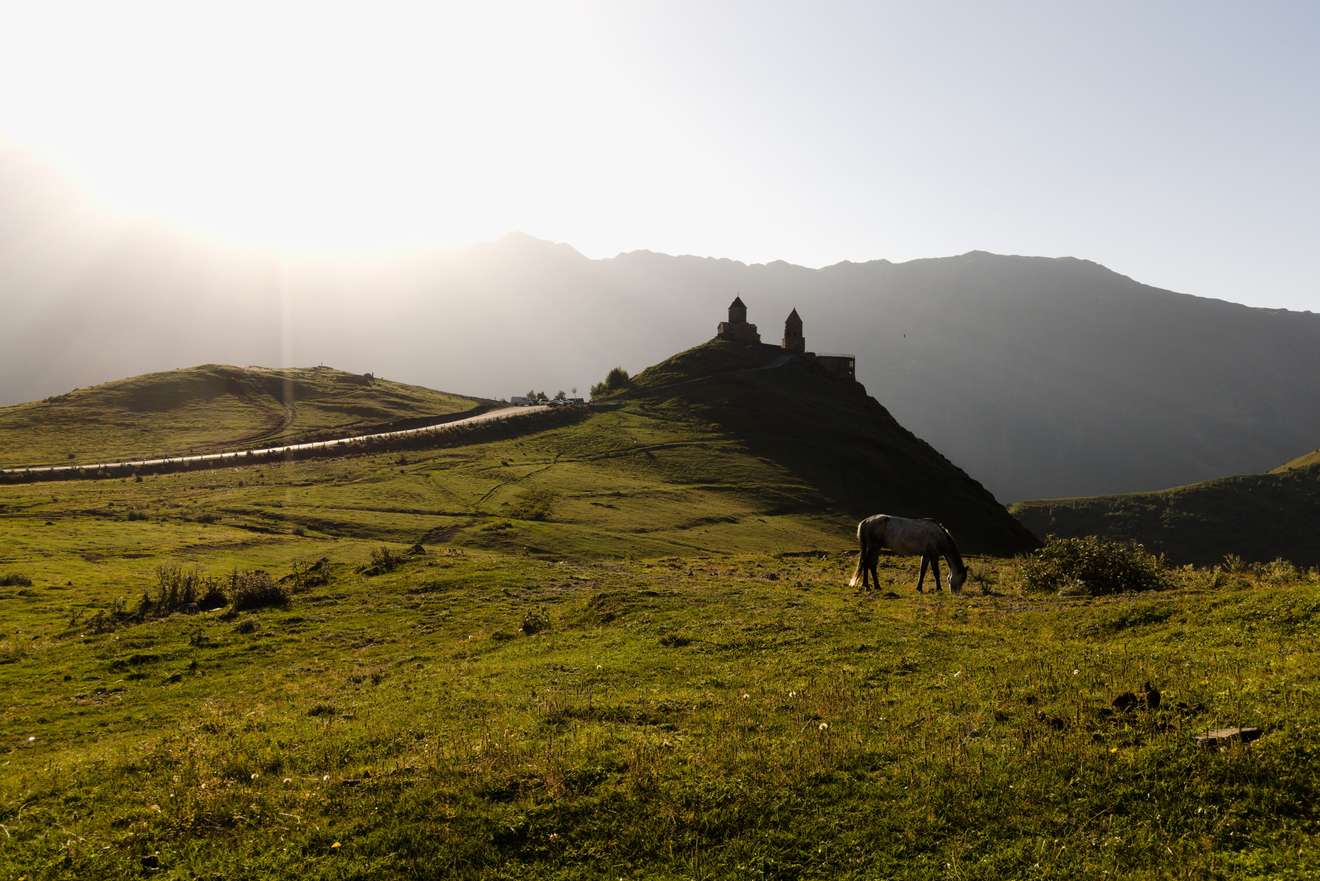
[0,364,479,468]
[1011,462,1320,566]
[623,339,1039,555]
[0,341,1035,558]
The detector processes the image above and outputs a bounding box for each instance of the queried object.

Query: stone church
[716,297,855,380]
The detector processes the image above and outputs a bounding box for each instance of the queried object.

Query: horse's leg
[916,554,928,593]
[932,556,943,593]
[869,551,880,592]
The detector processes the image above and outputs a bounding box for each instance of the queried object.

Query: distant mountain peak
[478,232,588,262]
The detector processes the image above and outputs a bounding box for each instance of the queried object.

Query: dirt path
[1,406,551,478]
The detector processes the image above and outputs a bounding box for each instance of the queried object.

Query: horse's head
[949,566,967,593]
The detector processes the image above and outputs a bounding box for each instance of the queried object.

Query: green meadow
[1,357,1316,879]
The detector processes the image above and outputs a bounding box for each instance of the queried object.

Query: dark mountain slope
[624,339,1039,555]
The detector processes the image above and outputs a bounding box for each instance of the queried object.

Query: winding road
[0,405,551,478]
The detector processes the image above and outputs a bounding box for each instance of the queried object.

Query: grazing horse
[849,514,967,593]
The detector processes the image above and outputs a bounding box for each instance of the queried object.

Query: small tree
[590,367,631,398]
[554,390,567,401]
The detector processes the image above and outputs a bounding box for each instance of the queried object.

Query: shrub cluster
[285,556,332,591]
[139,566,288,616]
[78,565,293,633]
[1017,535,1165,595]
[362,544,425,576]
[0,573,33,587]
[228,570,290,611]
[368,546,404,574]
[521,607,552,636]
[590,366,631,399]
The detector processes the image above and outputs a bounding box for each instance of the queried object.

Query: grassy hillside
[624,339,1039,555]
[0,347,1315,877]
[1,472,1316,877]
[0,365,478,468]
[1275,448,1320,472]
[1012,464,1320,566]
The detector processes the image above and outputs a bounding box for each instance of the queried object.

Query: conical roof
[730,295,746,308]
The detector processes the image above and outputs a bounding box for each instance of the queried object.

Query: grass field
[0,365,478,468]
[1,353,1316,878]
[2,529,1317,878]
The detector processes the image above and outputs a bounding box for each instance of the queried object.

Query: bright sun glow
[2,1,682,253]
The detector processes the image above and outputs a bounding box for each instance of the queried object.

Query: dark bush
[521,608,551,636]
[198,580,228,611]
[284,557,332,591]
[152,566,203,614]
[83,599,131,634]
[590,366,631,398]
[228,570,289,611]
[0,573,33,587]
[362,546,405,576]
[1018,536,1165,595]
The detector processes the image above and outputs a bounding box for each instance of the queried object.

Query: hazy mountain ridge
[5,186,1320,500]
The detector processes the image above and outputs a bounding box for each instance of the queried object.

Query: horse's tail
[848,519,870,587]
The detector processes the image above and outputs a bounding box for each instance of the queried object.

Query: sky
[2,0,1317,310]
